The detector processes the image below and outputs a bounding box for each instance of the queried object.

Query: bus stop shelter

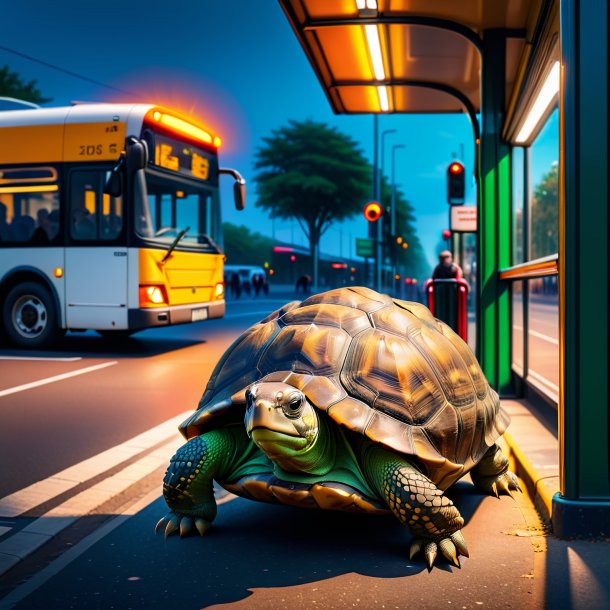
[279,0,609,537]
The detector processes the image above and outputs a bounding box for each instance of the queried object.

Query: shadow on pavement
[13,482,486,609]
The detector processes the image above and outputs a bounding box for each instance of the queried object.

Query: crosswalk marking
[0,410,191,519]
[0,361,117,398]
[0,439,180,576]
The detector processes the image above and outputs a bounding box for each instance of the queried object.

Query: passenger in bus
[432,250,463,280]
[11,214,35,242]
[0,203,11,241]
[72,206,96,240]
[31,208,51,244]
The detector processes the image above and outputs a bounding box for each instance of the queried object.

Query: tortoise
[157,286,519,569]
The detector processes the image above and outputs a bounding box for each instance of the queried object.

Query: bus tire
[2,282,61,349]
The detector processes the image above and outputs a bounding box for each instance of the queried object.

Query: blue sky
[1,0,557,268]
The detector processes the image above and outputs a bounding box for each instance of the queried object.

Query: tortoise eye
[286,394,303,412]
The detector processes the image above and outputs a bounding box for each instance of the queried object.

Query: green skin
[158,381,520,569]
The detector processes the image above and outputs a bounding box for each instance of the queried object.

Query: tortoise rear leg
[471,443,522,498]
[364,445,468,571]
[157,428,246,539]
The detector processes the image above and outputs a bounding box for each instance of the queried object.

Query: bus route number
[79,144,103,156]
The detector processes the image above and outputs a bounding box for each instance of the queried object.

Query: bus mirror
[126,137,148,171]
[103,171,122,197]
[219,168,246,211]
[234,180,246,211]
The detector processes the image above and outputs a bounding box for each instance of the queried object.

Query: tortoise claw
[164,515,180,540]
[409,537,424,560]
[410,530,468,571]
[424,541,438,571]
[195,517,212,537]
[450,531,469,558]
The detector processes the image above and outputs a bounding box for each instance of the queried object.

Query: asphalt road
[0,293,603,609]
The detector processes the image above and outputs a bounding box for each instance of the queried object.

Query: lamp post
[391,144,405,289]
[379,129,397,198]
[377,128,397,291]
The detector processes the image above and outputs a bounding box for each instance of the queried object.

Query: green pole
[553,0,610,536]
[477,30,512,393]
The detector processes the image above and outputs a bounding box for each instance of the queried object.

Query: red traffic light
[363,201,383,222]
[449,161,464,175]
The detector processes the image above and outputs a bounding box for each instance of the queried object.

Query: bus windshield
[135,170,223,252]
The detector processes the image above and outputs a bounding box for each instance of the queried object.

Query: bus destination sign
[151,134,219,184]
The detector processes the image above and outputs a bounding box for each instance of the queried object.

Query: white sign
[450,205,477,232]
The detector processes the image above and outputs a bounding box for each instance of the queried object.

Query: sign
[450,205,477,232]
[149,133,219,184]
[356,237,374,258]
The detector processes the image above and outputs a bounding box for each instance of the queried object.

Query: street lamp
[391,144,405,287]
[378,128,397,198]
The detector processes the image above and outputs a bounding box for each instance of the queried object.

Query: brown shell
[180,287,509,489]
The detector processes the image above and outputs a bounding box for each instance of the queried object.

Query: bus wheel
[2,282,60,349]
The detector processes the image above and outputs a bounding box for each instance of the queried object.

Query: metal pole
[391,144,405,289]
[373,115,382,292]
[380,129,397,293]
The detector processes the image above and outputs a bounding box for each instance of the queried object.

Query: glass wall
[511,108,559,403]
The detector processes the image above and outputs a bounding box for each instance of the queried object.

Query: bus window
[0,187,60,244]
[70,170,122,241]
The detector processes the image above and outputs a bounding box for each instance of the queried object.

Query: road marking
[0,439,181,577]
[0,361,117,398]
[0,356,82,362]
[528,369,559,394]
[0,526,11,538]
[0,410,191,519]
[512,325,559,346]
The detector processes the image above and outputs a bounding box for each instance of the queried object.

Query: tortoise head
[244,382,319,466]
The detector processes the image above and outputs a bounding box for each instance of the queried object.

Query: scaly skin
[362,443,468,570]
[471,443,522,498]
[157,426,271,538]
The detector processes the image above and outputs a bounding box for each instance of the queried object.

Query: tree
[531,162,558,259]
[254,119,371,288]
[222,223,274,266]
[0,65,51,104]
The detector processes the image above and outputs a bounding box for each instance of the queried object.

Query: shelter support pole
[477,30,512,393]
[553,0,610,536]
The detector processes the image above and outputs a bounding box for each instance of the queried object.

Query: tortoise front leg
[364,445,468,570]
[157,427,247,539]
[471,443,522,498]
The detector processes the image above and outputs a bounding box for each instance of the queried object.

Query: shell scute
[258,323,350,377]
[341,329,445,425]
[281,303,371,336]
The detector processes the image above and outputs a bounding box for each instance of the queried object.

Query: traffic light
[447,161,465,204]
[363,201,383,222]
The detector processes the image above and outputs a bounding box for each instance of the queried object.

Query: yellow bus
[0,101,245,347]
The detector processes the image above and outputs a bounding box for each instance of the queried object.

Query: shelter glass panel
[529,109,559,259]
[512,280,524,374]
[512,146,525,265]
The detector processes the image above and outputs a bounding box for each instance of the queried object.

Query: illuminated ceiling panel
[279,0,543,116]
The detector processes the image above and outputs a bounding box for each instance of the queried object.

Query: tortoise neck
[273,413,335,476]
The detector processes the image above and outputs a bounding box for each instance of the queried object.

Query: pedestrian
[295,274,311,293]
[253,274,263,297]
[230,272,241,299]
[432,250,463,280]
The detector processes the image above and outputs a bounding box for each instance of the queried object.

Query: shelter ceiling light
[378,85,389,112]
[356,0,377,9]
[515,61,560,144]
[365,24,385,80]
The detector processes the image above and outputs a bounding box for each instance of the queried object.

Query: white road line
[529,329,559,345]
[0,410,191,519]
[512,325,558,346]
[0,488,237,608]
[528,369,560,393]
[0,361,117,398]
[0,356,82,362]
[0,438,182,577]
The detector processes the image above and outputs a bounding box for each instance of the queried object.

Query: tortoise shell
[180,286,509,489]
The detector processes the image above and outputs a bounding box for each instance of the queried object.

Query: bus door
[64,169,129,330]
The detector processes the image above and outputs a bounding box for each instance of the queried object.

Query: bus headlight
[214,282,224,299]
[139,285,168,307]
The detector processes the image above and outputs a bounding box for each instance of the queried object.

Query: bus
[0,101,246,348]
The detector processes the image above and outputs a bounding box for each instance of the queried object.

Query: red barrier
[424,278,470,342]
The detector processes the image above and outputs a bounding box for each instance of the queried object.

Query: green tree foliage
[254,119,371,282]
[380,175,430,280]
[222,222,274,266]
[531,163,558,258]
[0,65,51,104]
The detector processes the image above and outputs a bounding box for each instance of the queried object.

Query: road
[0,294,605,609]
